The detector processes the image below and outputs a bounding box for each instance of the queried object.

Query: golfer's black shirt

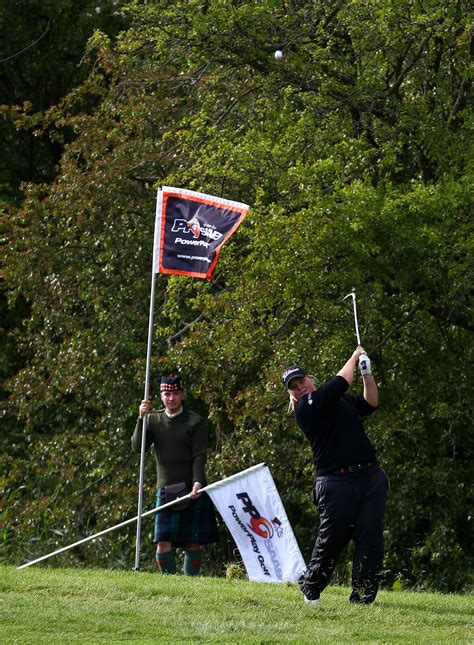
[294,375,378,475]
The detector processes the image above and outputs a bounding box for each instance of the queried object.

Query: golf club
[343,289,371,376]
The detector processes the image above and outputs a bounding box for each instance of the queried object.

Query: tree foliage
[2,0,473,590]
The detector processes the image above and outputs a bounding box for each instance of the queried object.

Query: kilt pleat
[154,488,220,547]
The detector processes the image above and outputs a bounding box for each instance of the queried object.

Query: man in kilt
[132,374,219,574]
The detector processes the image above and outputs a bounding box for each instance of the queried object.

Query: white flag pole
[17,490,192,570]
[17,464,266,570]
[133,270,157,571]
[133,188,163,571]
[201,462,266,492]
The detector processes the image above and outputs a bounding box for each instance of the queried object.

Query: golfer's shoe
[304,595,321,605]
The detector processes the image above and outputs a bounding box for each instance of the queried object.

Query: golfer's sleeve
[350,394,378,415]
[314,376,348,407]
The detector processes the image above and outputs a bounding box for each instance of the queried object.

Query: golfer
[131,374,219,575]
[282,346,388,605]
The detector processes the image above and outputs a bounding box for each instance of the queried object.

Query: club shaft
[352,295,361,345]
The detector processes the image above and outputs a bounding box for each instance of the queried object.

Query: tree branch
[373,301,421,350]
[0,19,52,63]
[166,313,204,347]
[270,304,304,337]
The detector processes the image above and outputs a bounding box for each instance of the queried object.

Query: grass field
[0,565,472,643]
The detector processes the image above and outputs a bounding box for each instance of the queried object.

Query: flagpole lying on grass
[17,464,266,571]
[17,490,193,571]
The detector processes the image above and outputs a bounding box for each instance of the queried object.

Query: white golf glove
[359,353,372,376]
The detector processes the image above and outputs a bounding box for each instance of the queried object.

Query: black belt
[336,462,375,474]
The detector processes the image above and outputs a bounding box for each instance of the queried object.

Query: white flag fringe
[206,463,306,583]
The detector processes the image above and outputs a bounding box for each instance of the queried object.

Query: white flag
[206,463,306,583]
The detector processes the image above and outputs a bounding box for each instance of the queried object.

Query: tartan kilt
[153,488,220,547]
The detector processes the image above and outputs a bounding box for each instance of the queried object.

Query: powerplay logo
[228,490,284,579]
[236,492,283,539]
[171,218,223,243]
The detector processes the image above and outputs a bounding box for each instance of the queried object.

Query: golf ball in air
[274,50,283,61]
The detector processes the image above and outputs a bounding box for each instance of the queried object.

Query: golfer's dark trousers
[299,466,389,604]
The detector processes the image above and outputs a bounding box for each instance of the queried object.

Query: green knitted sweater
[131,407,208,489]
